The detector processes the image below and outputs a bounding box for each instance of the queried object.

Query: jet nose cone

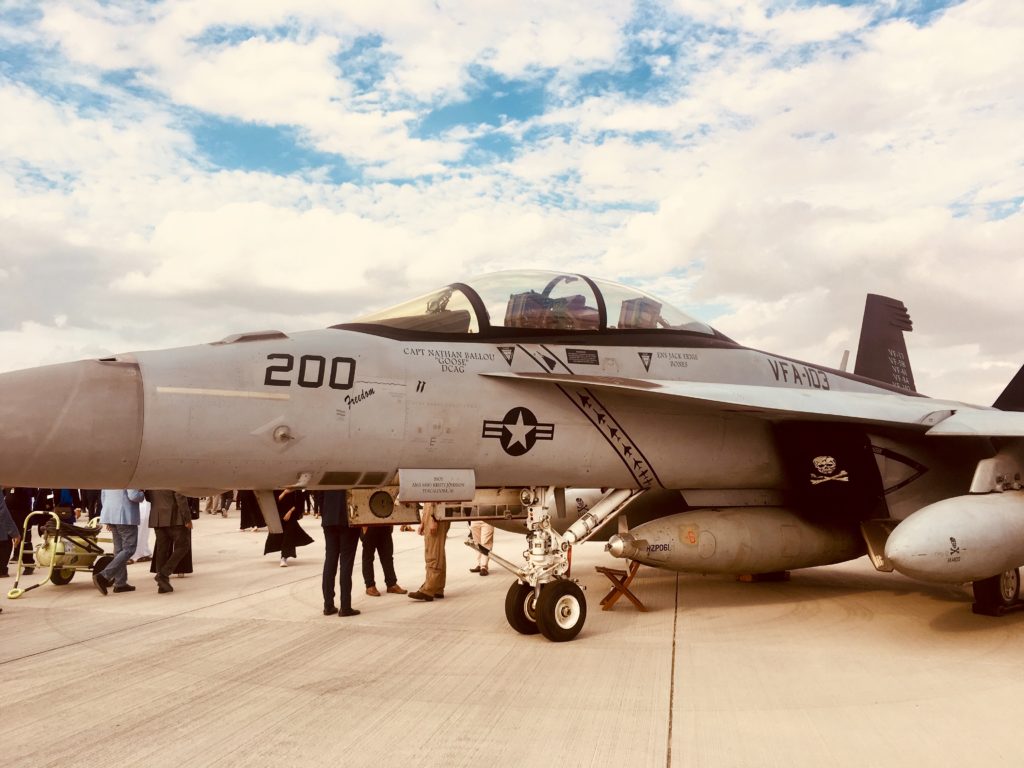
[0,358,143,487]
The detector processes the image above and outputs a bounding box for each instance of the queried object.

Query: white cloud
[1,0,1022,409]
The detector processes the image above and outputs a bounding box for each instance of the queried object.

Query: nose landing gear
[468,487,640,642]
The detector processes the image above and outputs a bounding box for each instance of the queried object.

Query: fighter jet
[3,270,1024,640]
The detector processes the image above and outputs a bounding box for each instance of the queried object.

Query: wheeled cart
[7,511,112,599]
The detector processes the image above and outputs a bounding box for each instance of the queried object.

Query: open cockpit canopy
[347,270,716,337]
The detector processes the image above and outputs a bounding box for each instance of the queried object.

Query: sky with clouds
[0,0,1021,404]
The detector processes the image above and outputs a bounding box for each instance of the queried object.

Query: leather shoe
[113,584,136,593]
[469,566,481,573]
[366,585,381,597]
[433,591,444,599]
[155,573,173,593]
[340,608,361,617]
[386,584,407,594]
[408,591,433,602]
[93,572,110,595]
[323,605,338,616]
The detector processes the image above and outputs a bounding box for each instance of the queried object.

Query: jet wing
[924,409,1024,437]
[480,371,983,431]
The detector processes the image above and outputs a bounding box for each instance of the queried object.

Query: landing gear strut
[467,487,640,642]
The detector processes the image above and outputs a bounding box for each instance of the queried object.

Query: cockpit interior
[343,270,718,338]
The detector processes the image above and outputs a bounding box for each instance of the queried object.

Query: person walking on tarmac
[148,490,192,594]
[93,489,144,595]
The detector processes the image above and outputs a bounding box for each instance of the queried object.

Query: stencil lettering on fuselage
[767,357,831,389]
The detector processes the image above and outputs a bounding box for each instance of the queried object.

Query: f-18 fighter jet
[3,271,1024,640]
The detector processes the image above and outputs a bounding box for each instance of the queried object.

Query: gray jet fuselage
[1,271,1011,608]
[0,324,980,518]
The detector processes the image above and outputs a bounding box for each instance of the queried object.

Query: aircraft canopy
[352,271,715,336]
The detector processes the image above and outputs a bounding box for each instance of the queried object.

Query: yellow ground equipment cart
[7,512,112,599]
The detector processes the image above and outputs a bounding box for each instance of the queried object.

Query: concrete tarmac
[2,514,1023,768]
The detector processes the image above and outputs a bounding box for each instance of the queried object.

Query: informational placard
[398,468,476,502]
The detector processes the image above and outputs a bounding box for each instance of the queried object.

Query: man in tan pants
[469,520,494,575]
[408,503,450,602]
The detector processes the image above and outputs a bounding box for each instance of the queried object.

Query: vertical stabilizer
[854,294,916,392]
[993,366,1024,411]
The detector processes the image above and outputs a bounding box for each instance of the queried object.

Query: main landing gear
[972,567,1024,616]
[467,487,640,642]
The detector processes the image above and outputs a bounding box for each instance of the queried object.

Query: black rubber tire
[504,581,540,635]
[92,555,114,576]
[535,580,587,642]
[973,568,1020,611]
[49,568,76,585]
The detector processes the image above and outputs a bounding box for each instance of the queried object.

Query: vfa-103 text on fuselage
[5,270,1024,641]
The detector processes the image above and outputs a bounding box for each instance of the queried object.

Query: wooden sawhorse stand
[596,561,647,612]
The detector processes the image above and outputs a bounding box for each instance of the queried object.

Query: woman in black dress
[264,488,313,566]
[238,490,266,531]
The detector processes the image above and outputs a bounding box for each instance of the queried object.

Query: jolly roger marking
[482,407,555,456]
[638,352,652,372]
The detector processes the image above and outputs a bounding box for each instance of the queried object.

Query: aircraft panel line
[156,386,291,401]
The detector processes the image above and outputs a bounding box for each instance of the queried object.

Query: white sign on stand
[398,469,476,502]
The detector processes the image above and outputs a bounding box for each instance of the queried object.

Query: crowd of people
[1,485,495,616]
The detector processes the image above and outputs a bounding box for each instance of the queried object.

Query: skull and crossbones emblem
[810,455,849,485]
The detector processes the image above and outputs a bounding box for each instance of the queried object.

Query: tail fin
[853,294,916,392]
[993,366,1024,411]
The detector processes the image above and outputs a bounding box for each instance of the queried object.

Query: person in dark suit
[321,490,361,617]
[3,487,35,574]
[147,490,192,594]
[81,489,101,520]
[0,491,20,577]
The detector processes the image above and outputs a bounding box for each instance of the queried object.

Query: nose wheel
[504,581,540,635]
[536,580,587,642]
[503,579,588,642]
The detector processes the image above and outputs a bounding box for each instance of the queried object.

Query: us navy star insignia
[482,407,554,456]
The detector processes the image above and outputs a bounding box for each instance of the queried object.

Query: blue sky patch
[985,196,1024,221]
[417,72,549,137]
[335,34,395,97]
[190,115,358,183]
[189,24,294,48]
